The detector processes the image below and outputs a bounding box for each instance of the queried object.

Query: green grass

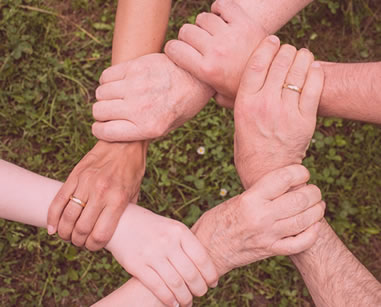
[0,0,380,305]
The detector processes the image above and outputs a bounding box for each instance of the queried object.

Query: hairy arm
[291,219,381,306]
[319,61,381,124]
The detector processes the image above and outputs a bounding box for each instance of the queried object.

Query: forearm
[318,61,381,124]
[112,0,171,64]
[235,0,313,34]
[291,219,381,306]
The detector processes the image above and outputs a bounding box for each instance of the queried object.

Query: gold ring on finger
[69,195,86,208]
[283,83,302,94]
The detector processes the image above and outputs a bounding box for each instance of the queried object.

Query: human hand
[47,141,147,251]
[106,204,219,307]
[92,53,214,142]
[165,0,267,108]
[234,36,324,188]
[192,165,325,276]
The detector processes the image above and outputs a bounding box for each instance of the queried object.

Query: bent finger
[237,35,281,97]
[92,121,145,143]
[165,39,203,78]
[299,61,325,118]
[271,184,322,220]
[71,196,105,247]
[99,62,130,85]
[178,23,212,55]
[275,201,326,237]
[151,260,193,307]
[47,177,78,234]
[195,12,227,35]
[96,79,127,101]
[252,164,310,200]
[181,230,219,287]
[92,99,127,122]
[272,221,323,255]
[211,0,245,24]
[169,250,208,297]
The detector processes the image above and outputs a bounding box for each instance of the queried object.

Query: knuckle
[90,231,110,246]
[308,184,322,201]
[289,66,306,80]
[293,192,308,208]
[75,223,92,237]
[169,275,184,289]
[62,205,80,221]
[179,24,191,39]
[95,178,111,195]
[200,61,218,78]
[278,168,293,185]
[295,213,307,231]
[247,56,268,73]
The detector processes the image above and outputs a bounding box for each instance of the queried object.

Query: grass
[0,0,380,305]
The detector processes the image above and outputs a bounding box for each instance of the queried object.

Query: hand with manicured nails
[47,141,147,251]
[165,0,267,108]
[106,204,219,307]
[192,165,325,276]
[234,36,325,189]
[92,53,214,142]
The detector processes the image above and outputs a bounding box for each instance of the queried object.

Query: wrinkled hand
[106,204,218,307]
[165,0,267,108]
[192,165,325,276]
[92,53,214,142]
[234,36,324,188]
[47,141,147,251]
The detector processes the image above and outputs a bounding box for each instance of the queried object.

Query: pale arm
[319,61,381,124]
[291,219,381,306]
[112,0,171,64]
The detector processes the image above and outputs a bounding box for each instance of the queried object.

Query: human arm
[318,61,381,124]
[112,0,171,64]
[47,0,172,250]
[290,219,381,306]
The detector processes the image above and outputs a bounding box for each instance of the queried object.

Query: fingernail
[268,35,280,44]
[311,61,321,68]
[211,281,218,288]
[47,225,55,235]
[173,302,179,307]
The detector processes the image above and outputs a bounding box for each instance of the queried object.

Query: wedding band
[283,83,302,94]
[69,195,86,208]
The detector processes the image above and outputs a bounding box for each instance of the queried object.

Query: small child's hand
[106,204,218,307]
[165,0,267,108]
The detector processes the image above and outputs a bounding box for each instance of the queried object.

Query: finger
[264,44,297,95]
[252,164,310,200]
[195,12,227,35]
[85,199,127,251]
[57,184,88,241]
[164,39,203,77]
[150,260,193,307]
[211,0,245,23]
[99,62,130,85]
[71,196,105,247]
[237,35,281,97]
[92,121,145,143]
[178,23,212,55]
[96,79,127,101]
[299,61,325,118]
[272,221,323,255]
[47,176,78,234]
[168,250,208,297]
[271,184,322,220]
[136,266,179,307]
[274,201,326,237]
[181,230,219,288]
[92,99,127,122]
[282,48,314,111]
